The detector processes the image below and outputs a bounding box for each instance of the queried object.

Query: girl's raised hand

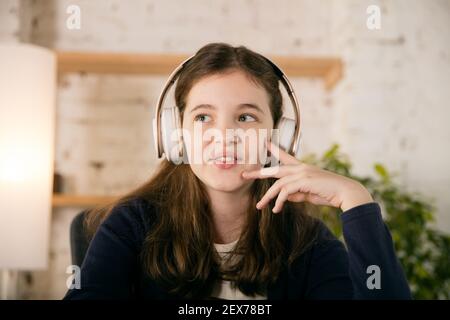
[241,142,374,213]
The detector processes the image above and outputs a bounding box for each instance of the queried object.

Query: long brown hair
[84,43,320,298]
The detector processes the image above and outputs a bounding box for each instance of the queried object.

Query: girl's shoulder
[98,196,158,248]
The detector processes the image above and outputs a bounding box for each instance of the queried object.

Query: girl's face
[182,69,274,193]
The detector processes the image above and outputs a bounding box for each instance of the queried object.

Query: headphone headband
[154,53,301,159]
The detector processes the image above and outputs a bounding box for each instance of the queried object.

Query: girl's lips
[209,156,241,169]
[214,162,237,169]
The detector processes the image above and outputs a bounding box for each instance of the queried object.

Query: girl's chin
[207,182,248,193]
[206,163,260,171]
[203,175,251,192]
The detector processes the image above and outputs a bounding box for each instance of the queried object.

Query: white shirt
[210,238,267,300]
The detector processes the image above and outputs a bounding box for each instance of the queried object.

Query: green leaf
[374,163,389,182]
[304,144,450,299]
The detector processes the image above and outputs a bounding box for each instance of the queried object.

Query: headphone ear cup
[160,106,183,164]
[268,117,301,164]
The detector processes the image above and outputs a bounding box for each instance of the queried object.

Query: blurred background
[0,0,449,299]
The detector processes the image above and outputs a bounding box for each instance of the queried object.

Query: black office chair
[69,210,91,267]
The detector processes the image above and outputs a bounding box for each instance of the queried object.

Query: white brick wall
[0,0,21,42]
[329,0,450,231]
[1,0,449,299]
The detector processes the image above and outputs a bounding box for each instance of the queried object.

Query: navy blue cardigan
[63,198,411,300]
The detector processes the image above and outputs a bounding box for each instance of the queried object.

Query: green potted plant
[302,144,450,299]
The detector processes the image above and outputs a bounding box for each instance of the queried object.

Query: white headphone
[152,53,302,165]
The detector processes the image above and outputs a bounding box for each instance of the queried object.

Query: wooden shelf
[52,194,118,208]
[56,51,343,90]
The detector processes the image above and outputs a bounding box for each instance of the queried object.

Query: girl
[64,43,411,300]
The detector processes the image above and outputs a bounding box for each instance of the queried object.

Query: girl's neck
[207,185,252,244]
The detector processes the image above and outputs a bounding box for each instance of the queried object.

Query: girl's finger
[272,179,308,213]
[272,180,333,213]
[286,193,307,203]
[287,193,333,207]
[267,141,301,165]
[272,187,291,213]
[242,165,299,180]
[257,174,302,209]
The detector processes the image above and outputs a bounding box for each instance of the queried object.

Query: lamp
[0,44,56,299]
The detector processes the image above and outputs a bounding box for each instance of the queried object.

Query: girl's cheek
[244,134,269,166]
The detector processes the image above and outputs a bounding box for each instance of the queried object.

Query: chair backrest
[69,210,91,267]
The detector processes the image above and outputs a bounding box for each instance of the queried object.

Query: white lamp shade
[0,44,56,270]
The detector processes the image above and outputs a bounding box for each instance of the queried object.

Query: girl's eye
[238,114,257,122]
[194,114,211,122]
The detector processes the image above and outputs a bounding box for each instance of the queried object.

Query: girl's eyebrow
[190,104,215,113]
[189,103,265,114]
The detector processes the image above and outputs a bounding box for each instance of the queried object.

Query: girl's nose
[214,118,241,144]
